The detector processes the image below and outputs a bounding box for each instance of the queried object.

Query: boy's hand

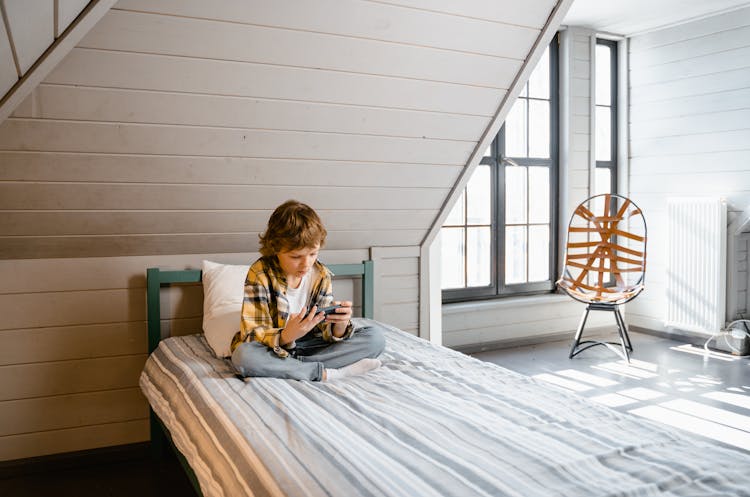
[327,301,353,338]
[281,306,325,344]
[325,301,353,323]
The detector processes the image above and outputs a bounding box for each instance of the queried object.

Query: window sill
[442,292,570,315]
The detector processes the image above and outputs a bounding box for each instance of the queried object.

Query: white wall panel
[0,152,460,187]
[113,0,540,59]
[82,10,520,90]
[0,119,473,164]
[628,6,750,334]
[46,49,502,116]
[15,84,488,141]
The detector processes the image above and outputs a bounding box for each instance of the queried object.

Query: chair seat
[557,278,644,304]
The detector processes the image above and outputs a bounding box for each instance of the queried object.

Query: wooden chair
[557,194,647,362]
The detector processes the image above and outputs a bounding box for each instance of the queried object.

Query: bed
[141,262,750,497]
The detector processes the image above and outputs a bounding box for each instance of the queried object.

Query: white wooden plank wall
[441,27,611,350]
[627,6,750,333]
[0,0,556,260]
[372,246,420,334]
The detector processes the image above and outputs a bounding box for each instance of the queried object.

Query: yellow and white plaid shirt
[231,256,354,357]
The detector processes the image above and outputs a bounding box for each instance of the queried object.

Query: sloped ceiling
[0,0,117,123]
[0,0,570,259]
[563,0,750,35]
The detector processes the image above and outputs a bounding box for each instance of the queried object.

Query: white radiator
[666,197,727,334]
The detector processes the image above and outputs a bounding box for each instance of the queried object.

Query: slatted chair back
[558,194,647,305]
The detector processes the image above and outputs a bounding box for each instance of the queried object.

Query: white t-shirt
[285,268,317,315]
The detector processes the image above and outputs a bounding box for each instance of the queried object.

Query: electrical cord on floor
[704,317,750,355]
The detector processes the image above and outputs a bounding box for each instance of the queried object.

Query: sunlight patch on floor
[531,373,592,392]
[629,404,750,451]
[592,361,659,379]
[617,387,666,401]
[703,390,750,410]
[590,393,639,407]
[555,369,619,387]
[659,399,750,431]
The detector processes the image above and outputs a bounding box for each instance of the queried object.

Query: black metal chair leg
[569,307,591,358]
[612,307,631,363]
[614,307,633,351]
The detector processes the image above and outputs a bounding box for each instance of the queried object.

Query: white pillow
[201,260,250,358]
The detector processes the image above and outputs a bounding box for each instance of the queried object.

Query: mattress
[140,318,750,497]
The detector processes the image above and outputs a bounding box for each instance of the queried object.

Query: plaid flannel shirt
[230,256,354,357]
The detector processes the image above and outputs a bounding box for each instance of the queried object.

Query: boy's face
[277,244,320,279]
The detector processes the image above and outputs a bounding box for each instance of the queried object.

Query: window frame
[442,35,559,303]
[595,38,618,195]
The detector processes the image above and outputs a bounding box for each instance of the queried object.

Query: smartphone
[316,304,343,316]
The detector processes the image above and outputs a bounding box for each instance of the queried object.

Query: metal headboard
[146,261,374,353]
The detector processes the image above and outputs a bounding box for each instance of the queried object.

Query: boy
[230,200,385,381]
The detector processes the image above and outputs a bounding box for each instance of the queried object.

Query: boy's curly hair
[259,200,327,257]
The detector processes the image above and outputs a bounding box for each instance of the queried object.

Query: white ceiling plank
[0,0,117,125]
[57,0,90,36]
[563,0,750,36]
[45,49,502,116]
[81,10,520,89]
[0,12,18,96]
[25,84,488,141]
[114,0,539,59]
[3,0,54,75]
[374,0,557,28]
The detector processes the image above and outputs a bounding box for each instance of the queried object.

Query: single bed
[141,262,750,497]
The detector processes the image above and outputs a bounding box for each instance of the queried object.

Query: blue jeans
[231,323,385,381]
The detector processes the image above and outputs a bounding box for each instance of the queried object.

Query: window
[595,39,617,195]
[441,37,559,301]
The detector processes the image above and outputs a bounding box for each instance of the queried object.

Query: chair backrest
[558,194,647,304]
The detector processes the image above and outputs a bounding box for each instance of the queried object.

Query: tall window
[441,37,559,301]
[595,39,617,195]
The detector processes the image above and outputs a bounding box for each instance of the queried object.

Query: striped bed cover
[140,319,750,497]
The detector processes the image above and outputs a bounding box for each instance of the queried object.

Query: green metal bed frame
[145,261,375,496]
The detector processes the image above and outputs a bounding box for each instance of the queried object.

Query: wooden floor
[3,329,749,496]
[1,443,197,497]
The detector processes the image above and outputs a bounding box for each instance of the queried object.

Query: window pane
[440,227,465,289]
[505,99,527,158]
[528,47,549,99]
[467,165,491,225]
[505,166,527,224]
[444,191,464,226]
[528,100,550,158]
[596,167,612,195]
[596,106,611,161]
[505,226,527,284]
[596,44,611,105]
[528,225,550,282]
[467,227,491,287]
[519,82,528,98]
[528,166,550,223]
